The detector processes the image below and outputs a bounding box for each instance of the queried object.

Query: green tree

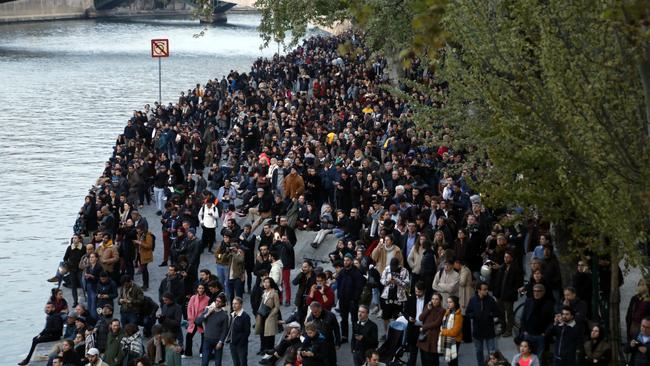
[439,1,650,361]
[247,0,650,362]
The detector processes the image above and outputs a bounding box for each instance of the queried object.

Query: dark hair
[564,286,577,294]
[561,306,575,316]
[133,357,152,366]
[365,349,379,360]
[120,274,132,285]
[478,282,489,291]
[448,295,460,310]
[207,280,222,290]
[162,292,174,302]
[124,323,138,336]
[358,304,370,312]
[263,277,277,289]
[151,324,163,336]
[415,281,426,292]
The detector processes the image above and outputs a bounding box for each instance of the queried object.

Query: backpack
[149,232,156,252]
[139,295,159,317]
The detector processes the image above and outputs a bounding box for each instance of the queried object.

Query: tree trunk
[609,249,621,366]
[638,32,650,138]
[550,221,573,289]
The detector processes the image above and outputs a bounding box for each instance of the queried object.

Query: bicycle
[303,256,329,265]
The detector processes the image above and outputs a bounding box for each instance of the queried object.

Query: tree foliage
[253,1,650,360]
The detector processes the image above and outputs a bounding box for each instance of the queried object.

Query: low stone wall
[0,0,94,23]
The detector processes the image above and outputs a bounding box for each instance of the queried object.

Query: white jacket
[269,260,283,286]
[432,268,460,304]
[198,204,219,229]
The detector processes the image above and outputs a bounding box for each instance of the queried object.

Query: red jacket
[306,285,335,311]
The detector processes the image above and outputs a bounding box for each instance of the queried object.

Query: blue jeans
[201,338,224,366]
[86,285,97,320]
[230,343,248,366]
[227,278,244,303]
[333,228,345,238]
[473,337,496,366]
[121,311,138,327]
[153,187,166,212]
[215,264,230,299]
[371,288,380,307]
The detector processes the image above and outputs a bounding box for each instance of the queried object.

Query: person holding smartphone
[306,272,335,311]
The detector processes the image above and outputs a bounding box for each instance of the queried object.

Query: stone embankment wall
[0,0,94,23]
[0,0,257,24]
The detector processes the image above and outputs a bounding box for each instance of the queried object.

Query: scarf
[437,311,458,361]
[153,338,164,364]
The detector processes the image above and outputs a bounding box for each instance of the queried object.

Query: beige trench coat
[255,289,280,336]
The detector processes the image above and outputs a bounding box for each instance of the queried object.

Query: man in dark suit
[228,296,251,366]
[403,281,428,366]
[351,305,379,366]
[400,222,419,273]
[490,250,524,337]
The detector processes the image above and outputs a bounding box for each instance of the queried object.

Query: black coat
[491,263,524,302]
[159,303,183,336]
[306,309,341,348]
[336,265,366,302]
[276,224,297,246]
[543,255,563,291]
[272,240,295,270]
[292,271,316,309]
[522,297,555,336]
[545,321,584,363]
[465,294,500,339]
[229,311,251,346]
[625,334,650,366]
[41,312,64,338]
[158,274,185,305]
[403,295,427,345]
[351,319,379,354]
[300,333,330,366]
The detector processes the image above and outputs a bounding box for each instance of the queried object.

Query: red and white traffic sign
[151,39,169,58]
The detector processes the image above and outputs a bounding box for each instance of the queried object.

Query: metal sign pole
[151,39,168,104]
[158,57,162,104]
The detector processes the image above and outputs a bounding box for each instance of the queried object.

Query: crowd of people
[19,32,650,366]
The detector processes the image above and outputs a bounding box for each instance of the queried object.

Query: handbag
[417,332,428,342]
[258,303,271,318]
[194,308,209,326]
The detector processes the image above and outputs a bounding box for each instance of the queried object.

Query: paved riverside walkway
[32,194,642,366]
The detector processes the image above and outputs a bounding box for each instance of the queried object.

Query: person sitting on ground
[583,324,610,365]
[624,316,650,366]
[18,302,64,366]
[85,348,109,366]
[260,324,303,366]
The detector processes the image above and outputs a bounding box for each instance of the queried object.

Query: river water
[0,13,276,362]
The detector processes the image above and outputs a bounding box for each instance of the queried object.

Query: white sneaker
[181,355,191,359]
